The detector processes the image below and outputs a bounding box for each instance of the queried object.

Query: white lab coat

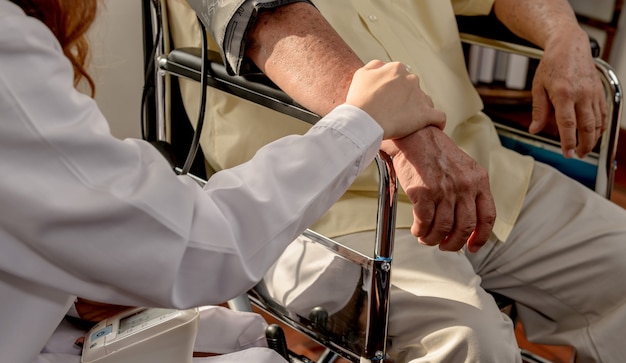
[0,2,382,362]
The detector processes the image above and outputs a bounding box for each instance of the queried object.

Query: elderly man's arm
[242,2,496,252]
[493,0,607,158]
[244,2,362,115]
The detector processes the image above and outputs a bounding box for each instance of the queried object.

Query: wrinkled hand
[346,60,446,139]
[530,27,607,158]
[381,127,496,252]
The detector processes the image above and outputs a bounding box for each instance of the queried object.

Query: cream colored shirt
[167,0,534,241]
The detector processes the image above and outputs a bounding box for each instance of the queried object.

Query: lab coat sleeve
[0,10,382,308]
[185,0,313,74]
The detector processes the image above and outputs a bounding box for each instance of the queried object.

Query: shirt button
[368,15,378,21]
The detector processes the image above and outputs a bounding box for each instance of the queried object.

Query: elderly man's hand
[382,127,496,252]
[529,26,607,158]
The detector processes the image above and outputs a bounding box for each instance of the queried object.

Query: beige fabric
[166,0,533,241]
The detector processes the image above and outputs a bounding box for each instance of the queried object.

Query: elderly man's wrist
[545,24,588,52]
[380,139,400,157]
[380,125,441,157]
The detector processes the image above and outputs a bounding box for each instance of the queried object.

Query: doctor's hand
[346,60,446,140]
[381,127,496,253]
[529,26,607,159]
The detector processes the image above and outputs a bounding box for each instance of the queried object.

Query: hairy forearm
[493,0,586,49]
[245,2,363,116]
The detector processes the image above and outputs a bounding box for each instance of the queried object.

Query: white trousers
[334,162,626,363]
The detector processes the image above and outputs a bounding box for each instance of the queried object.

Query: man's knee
[387,298,520,362]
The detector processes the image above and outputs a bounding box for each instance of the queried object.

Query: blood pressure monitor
[81,307,199,363]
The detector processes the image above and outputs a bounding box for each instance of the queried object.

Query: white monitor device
[81,307,199,363]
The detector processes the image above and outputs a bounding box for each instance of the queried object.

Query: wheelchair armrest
[158,48,320,124]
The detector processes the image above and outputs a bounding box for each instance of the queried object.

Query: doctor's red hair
[11,0,98,96]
